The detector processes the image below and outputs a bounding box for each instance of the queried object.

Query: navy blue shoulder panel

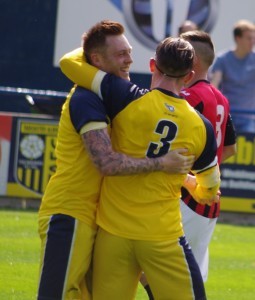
[101,74,148,120]
[69,86,108,133]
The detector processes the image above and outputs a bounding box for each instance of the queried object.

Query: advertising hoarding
[220,133,255,213]
[0,113,58,199]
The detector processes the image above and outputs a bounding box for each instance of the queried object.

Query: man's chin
[121,73,130,81]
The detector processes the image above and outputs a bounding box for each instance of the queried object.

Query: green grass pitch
[0,209,254,299]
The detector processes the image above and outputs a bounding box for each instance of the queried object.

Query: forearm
[94,150,162,176]
[222,144,237,162]
[192,182,220,201]
[190,165,221,204]
[82,128,163,176]
[59,47,103,93]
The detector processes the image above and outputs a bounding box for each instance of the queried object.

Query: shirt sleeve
[59,47,104,96]
[224,113,237,146]
[100,74,148,120]
[59,48,149,120]
[69,86,108,133]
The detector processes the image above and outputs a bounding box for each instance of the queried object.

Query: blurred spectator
[210,19,255,133]
[178,20,198,35]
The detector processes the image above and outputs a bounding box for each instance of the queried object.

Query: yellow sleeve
[59,47,106,97]
[193,164,221,201]
[80,121,107,135]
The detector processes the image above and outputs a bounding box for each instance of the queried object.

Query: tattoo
[82,128,161,175]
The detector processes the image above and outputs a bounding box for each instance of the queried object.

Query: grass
[205,224,255,300]
[0,209,254,300]
[0,210,40,299]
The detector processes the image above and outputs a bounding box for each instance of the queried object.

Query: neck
[185,70,208,87]
[150,76,182,95]
[234,47,249,59]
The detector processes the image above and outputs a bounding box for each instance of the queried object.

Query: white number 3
[216,105,224,148]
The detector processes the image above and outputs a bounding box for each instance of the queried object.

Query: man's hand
[183,174,221,205]
[183,174,197,189]
[161,149,195,174]
[195,190,221,205]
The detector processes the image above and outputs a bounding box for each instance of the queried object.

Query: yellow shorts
[38,214,97,300]
[92,228,206,300]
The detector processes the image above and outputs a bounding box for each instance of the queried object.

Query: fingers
[179,166,191,174]
[184,174,197,189]
[180,156,195,173]
[199,194,220,205]
[162,149,195,174]
[175,149,195,161]
[185,155,195,165]
[186,155,195,163]
[175,148,189,154]
[178,153,195,165]
[180,162,193,173]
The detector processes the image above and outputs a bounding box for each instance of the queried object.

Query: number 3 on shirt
[146,120,177,158]
[216,105,224,148]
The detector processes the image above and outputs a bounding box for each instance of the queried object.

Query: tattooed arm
[82,128,195,176]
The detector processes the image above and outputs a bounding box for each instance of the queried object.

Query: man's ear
[184,70,195,85]
[149,57,156,72]
[90,52,101,68]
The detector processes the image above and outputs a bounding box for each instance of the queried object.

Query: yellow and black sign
[7,116,59,198]
[2,114,255,213]
[220,133,255,213]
